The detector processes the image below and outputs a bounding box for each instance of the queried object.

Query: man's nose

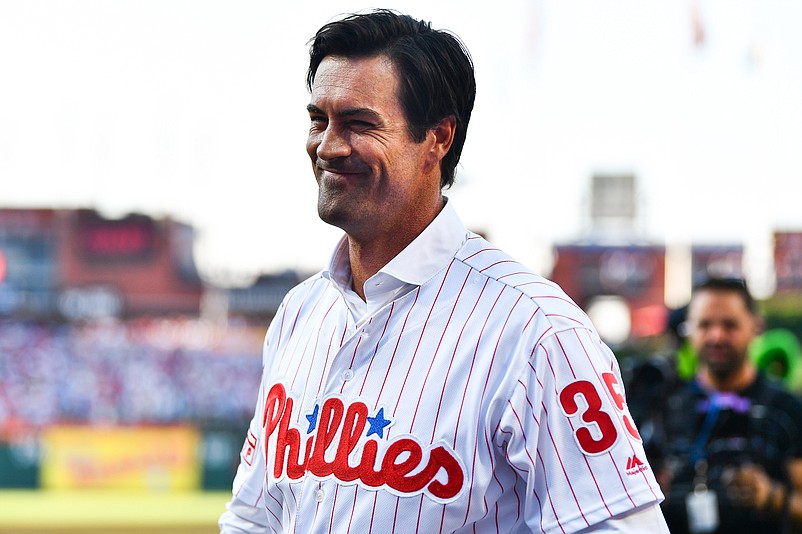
[706,324,728,343]
[316,126,351,160]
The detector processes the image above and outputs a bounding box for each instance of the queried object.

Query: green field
[0,490,230,533]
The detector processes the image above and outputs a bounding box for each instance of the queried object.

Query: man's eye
[309,118,328,131]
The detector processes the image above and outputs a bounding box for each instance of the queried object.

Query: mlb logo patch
[242,430,258,466]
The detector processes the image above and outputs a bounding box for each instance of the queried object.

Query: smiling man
[219,10,667,533]
[307,52,449,289]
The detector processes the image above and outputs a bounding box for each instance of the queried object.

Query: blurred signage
[41,426,201,491]
[551,244,665,304]
[774,231,802,293]
[227,272,302,317]
[77,211,157,262]
[550,244,666,341]
[691,245,743,285]
[0,209,56,236]
[58,286,123,320]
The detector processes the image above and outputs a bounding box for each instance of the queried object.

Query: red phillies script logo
[262,383,465,502]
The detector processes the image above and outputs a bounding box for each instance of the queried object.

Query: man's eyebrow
[306,104,381,121]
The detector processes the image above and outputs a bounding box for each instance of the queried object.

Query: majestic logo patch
[262,382,465,502]
[625,455,649,476]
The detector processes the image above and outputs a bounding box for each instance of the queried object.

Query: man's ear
[426,115,456,167]
[753,315,766,336]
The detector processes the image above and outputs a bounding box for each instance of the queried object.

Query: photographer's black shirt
[660,373,802,534]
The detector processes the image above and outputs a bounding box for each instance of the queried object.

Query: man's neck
[346,196,445,300]
[347,239,395,300]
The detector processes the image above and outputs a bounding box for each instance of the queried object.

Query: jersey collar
[324,198,469,323]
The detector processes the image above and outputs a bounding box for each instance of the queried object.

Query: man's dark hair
[306,9,476,189]
[692,277,759,315]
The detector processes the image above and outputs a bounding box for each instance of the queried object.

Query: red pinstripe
[346,486,358,534]
[368,492,379,533]
[265,489,283,525]
[327,484,340,532]
[461,248,493,262]
[607,449,638,507]
[280,279,320,348]
[416,269,472,434]
[281,289,326,366]
[414,494,425,534]
[553,333,580,379]
[313,327,337,399]
[458,284,506,522]
[391,497,400,533]
[374,288,420,408]
[459,287,521,525]
[575,428,614,517]
[536,447,568,534]
[486,423,504,533]
[496,270,529,280]
[507,398,546,532]
[286,483,297,515]
[340,317,370,395]
[359,303,395,397]
[290,303,339,418]
[543,310,587,325]
[391,260,455,419]
[450,277,491,447]
[542,399,591,528]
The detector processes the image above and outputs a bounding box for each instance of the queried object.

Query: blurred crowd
[0,318,264,433]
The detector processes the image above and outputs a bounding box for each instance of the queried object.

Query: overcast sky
[1,0,800,290]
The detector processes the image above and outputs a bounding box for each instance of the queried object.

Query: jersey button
[315,489,325,502]
[342,369,354,381]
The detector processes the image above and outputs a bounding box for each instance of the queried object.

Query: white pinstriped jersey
[228,204,664,533]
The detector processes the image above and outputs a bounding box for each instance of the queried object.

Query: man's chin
[704,360,742,381]
[317,201,351,230]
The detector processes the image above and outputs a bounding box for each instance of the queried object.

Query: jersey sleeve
[227,370,268,507]
[499,325,664,533]
[221,297,292,528]
[219,494,271,534]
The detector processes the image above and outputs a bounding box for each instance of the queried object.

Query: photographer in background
[657,278,802,533]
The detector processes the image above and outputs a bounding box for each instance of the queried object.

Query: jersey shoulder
[454,234,595,334]
[278,270,331,307]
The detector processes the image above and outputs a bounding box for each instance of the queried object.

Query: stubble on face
[306,54,440,248]
[315,160,373,230]
[697,338,745,380]
[308,56,396,236]
[687,290,758,383]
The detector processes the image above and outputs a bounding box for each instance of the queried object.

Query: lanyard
[690,391,723,467]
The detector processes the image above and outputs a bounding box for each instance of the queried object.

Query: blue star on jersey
[305,404,319,433]
[366,407,392,438]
